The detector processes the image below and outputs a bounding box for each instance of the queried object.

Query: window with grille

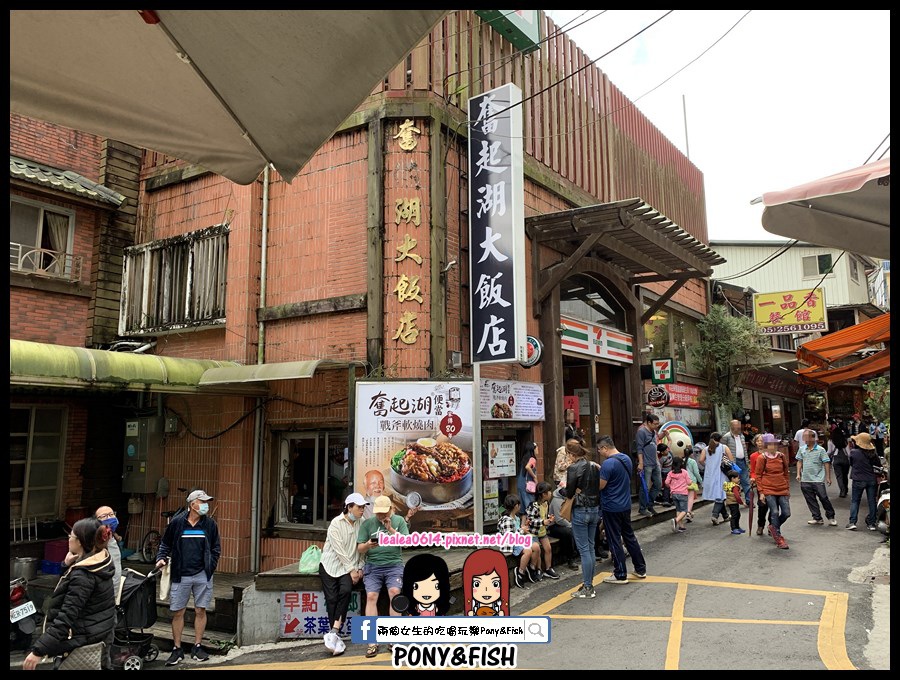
[10,406,65,520]
[801,254,833,278]
[120,224,228,335]
[9,196,80,279]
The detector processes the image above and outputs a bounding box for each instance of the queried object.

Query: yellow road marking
[818,592,856,670]
[665,581,687,670]
[202,574,857,670]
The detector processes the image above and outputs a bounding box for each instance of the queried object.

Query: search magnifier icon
[527,622,544,638]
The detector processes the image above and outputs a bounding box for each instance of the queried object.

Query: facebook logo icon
[351,616,378,643]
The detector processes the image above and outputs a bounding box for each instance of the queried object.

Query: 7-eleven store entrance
[560,316,634,450]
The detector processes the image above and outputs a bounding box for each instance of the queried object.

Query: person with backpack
[828,420,851,498]
[753,433,792,549]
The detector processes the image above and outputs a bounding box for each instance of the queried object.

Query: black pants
[319,563,353,629]
[873,438,885,459]
[832,460,850,496]
[757,497,770,527]
[547,524,577,563]
[728,503,741,530]
[800,481,835,521]
[602,509,647,581]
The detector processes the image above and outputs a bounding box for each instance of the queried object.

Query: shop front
[739,367,807,457]
[644,380,713,447]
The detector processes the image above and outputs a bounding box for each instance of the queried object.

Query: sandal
[366,644,379,658]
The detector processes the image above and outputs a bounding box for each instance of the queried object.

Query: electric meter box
[122,417,165,493]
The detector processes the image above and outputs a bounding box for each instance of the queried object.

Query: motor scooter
[9,576,41,651]
[876,475,890,537]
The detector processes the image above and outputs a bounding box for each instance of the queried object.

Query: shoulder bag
[52,641,106,670]
[558,493,576,522]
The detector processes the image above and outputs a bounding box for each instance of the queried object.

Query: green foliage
[691,305,771,414]
[865,376,891,426]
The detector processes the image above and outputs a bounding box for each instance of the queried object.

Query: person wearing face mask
[93,506,122,587]
[155,490,221,666]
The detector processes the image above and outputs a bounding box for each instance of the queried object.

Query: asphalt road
[11,478,890,671]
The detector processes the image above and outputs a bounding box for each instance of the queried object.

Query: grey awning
[198,360,350,386]
[525,197,726,284]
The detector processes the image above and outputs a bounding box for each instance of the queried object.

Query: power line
[877,145,889,161]
[863,132,890,165]
[715,239,798,281]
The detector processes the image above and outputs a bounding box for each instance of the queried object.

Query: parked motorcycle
[9,577,41,651]
[876,477,890,537]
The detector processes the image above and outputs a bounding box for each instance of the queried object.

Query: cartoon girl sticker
[396,553,452,617]
[463,548,510,617]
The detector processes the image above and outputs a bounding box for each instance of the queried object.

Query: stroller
[110,568,161,671]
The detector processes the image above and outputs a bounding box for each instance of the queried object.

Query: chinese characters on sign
[391,121,425,345]
[355,382,475,534]
[468,84,526,364]
[752,288,827,335]
[478,378,545,422]
[487,441,516,478]
[393,119,421,151]
[281,590,363,638]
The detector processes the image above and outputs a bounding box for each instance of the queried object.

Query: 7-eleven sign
[651,358,676,384]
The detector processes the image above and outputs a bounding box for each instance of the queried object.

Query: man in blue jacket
[156,489,221,666]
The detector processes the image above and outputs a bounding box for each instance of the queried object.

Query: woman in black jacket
[23,518,116,670]
[565,442,600,598]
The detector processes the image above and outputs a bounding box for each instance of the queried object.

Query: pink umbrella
[756,158,890,258]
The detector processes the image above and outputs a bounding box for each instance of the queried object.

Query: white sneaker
[828,519,838,526]
[323,631,337,651]
[332,637,346,656]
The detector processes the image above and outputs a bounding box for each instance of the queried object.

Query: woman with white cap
[319,493,367,656]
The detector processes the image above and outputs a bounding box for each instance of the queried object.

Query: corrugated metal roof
[10,155,126,207]
[526,198,726,282]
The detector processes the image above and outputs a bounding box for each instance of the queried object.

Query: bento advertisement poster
[354,382,475,532]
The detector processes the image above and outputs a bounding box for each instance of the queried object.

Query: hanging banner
[560,316,634,364]
[468,83,526,364]
[753,288,827,334]
[479,378,545,421]
[354,381,474,533]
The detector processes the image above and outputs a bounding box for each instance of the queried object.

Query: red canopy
[796,313,890,367]
[796,313,890,387]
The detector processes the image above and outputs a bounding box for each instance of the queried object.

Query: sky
[543,10,891,242]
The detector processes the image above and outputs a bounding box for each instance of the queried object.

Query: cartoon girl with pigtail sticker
[463,548,510,616]
[393,553,452,616]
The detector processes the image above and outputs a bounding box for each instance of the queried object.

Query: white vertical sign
[468,83,526,364]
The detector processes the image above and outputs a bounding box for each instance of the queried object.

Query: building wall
[10,114,102,181]
[710,242,872,307]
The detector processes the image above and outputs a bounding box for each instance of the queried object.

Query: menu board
[483,479,500,523]
[479,379,545,421]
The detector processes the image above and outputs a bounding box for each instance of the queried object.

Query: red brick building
[10,12,722,574]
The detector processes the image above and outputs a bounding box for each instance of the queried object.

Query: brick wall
[10,114,102,181]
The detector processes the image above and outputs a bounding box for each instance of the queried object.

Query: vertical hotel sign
[468,83,527,364]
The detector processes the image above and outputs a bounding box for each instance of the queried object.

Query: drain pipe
[250,164,271,573]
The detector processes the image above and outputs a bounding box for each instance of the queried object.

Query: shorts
[169,572,213,611]
[672,494,688,513]
[363,563,404,594]
[512,545,524,557]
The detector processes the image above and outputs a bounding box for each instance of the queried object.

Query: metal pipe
[250,164,271,572]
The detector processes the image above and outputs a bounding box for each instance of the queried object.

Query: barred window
[9,196,80,279]
[120,224,228,334]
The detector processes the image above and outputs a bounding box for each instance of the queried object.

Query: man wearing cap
[155,490,221,666]
[357,495,409,658]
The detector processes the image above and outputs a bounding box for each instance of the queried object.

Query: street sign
[651,358,676,384]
